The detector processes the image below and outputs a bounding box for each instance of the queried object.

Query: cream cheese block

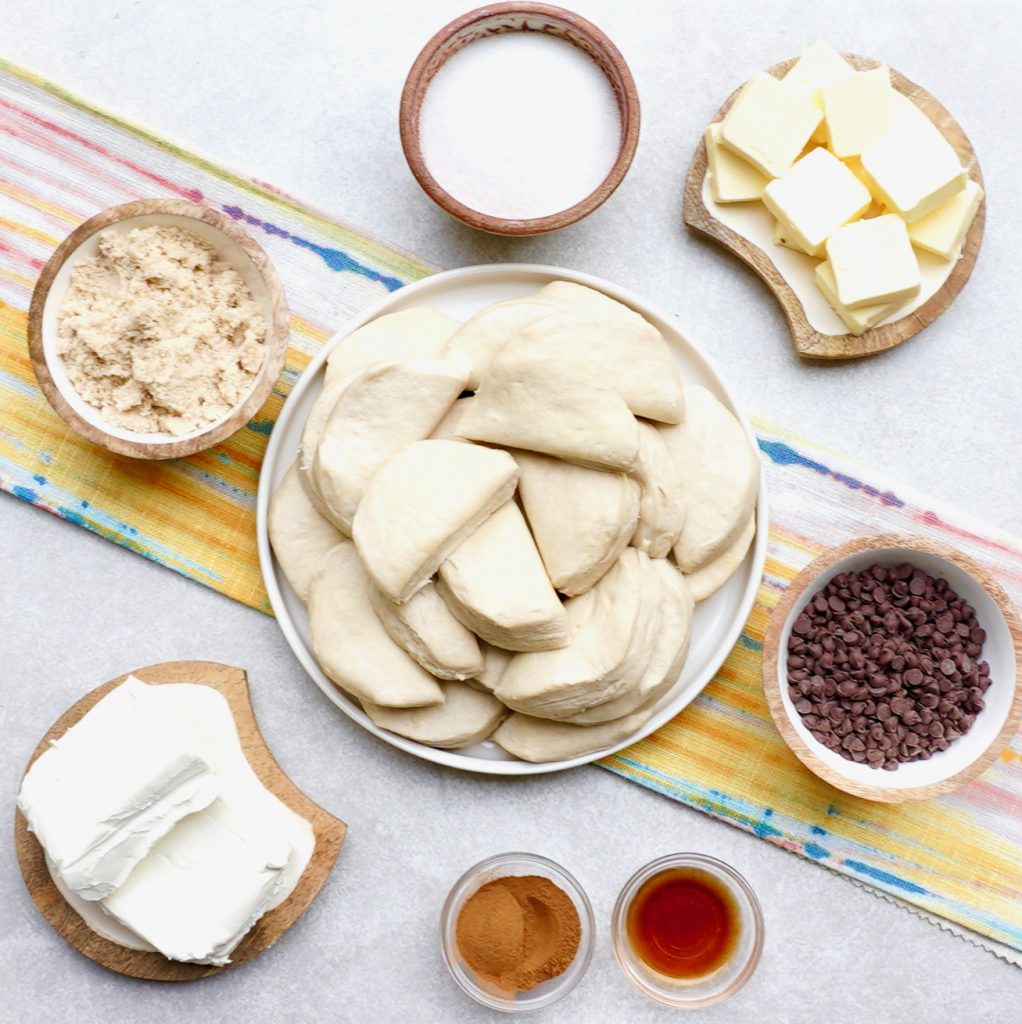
[719,71,822,178]
[763,147,871,257]
[32,680,315,966]
[101,796,293,967]
[860,116,967,222]
[436,501,568,652]
[17,676,220,901]
[907,178,983,260]
[352,440,519,604]
[704,123,769,203]
[825,214,921,309]
[323,308,461,387]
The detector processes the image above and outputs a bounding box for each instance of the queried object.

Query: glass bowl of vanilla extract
[611,853,764,1008]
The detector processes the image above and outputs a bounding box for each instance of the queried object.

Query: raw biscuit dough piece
[370,582,484,681]
[661,385,759,573]
[494,549,659,719]
[324,309,461,387]
[489,308,684,424]
[297,371,361,513]
[268,463,345,602]
[352,439,519,604]
[457,350,640,471]
[362,682,506,749]
[567,559,694,724]
[630,421,687,558]
[436,502,568,652]
[308,542,443,708]
[515,450,639,596]
[442,298,557,389]
[492,706,657,763]
[471,643,513,694]
[685,514,756,603]
[313,359,468,532]
[431,397,476,440]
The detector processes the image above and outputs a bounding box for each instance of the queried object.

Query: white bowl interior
[777,546,1017,791]
[256,264,768,774]
[42,212,275,444]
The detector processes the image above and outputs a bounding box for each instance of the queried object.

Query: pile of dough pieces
[270,282,759,762]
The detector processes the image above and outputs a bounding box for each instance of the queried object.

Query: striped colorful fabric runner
[2,59,1020,963]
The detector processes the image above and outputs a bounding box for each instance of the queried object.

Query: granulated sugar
[418,32,622,220]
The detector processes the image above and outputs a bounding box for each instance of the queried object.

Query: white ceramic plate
[256,264,768,774]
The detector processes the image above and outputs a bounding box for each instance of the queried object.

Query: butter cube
[815,260,908,335]
[822,66,894,158]
[907,178,983,260]
[705,124,770,202]
[843,156,883,203]
[782,41,853,144]
[773,219,809,254]
[826,214,921,309]
[719,72,822,178]
[762,148,871,257]
[861,117,967,222]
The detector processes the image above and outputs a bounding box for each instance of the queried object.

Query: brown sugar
[455,874,581,994]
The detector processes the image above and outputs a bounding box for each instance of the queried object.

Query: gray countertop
[2,2,1020,1021]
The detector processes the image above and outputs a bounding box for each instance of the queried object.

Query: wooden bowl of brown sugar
[762,535,1022,803]
[28,199,289,460]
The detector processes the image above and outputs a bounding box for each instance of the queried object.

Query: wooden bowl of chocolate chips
[762,534,1022,803]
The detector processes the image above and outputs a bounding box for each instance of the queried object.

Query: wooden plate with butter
[683,47,984,361]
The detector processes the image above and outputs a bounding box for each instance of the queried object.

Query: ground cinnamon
[455,874,581,994]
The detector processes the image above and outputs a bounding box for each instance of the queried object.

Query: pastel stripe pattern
[2,61,1021,963]
[0,59,434,611]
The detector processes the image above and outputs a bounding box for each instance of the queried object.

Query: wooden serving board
[14,660,347,981]
[683,55,985,361]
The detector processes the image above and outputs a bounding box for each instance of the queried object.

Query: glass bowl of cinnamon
[440,852,595,1011]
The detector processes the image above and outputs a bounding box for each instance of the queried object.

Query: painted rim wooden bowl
[399,2,640,236]
[683,55,985,361]
[14,661,346,980]
[27,199,290,460]
[762,535,1022,803]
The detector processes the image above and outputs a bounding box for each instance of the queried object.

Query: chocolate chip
[785,562,991,771]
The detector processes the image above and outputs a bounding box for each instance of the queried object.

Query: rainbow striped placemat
[2,59,1020,964]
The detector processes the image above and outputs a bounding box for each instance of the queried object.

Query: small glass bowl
[611,853,764,1009]
[439,852,596,1012]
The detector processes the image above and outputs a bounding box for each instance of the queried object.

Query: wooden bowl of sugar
[28,199,289,460]
[399,3,640,236]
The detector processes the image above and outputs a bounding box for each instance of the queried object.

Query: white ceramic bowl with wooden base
[762,535,1022,803]
[399,2,640,236]
[27,199,290,460]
